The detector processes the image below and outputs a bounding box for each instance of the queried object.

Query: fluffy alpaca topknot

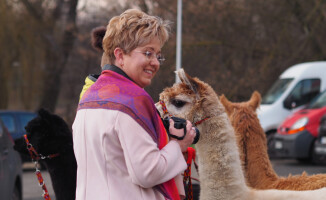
[91,26,106,51]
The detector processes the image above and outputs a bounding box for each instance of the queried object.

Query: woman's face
[119,37,162,88]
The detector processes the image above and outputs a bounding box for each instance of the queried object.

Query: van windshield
[307,90,326,109]
[261,78,294,104]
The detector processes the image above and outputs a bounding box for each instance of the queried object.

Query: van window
[262,78,294,104]
[284,79,321,109]
[307,90,326,109]
[0,115,16,133]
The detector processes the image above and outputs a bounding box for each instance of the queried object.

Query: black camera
[162,116,200,144]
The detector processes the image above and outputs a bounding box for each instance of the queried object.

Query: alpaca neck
[43,149,77,200]
[241,125,279,188]
[196,112,249,199]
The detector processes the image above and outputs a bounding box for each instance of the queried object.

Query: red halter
[159,100,210,125]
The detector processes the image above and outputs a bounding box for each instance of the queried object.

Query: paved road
[23,159,326,200]
[271,158,326,176]
[23,164,55,200]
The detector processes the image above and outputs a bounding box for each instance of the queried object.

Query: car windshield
[307,91,326,109]
[18,113,36,132]
[0,114,15,132]
[261,78,294,104]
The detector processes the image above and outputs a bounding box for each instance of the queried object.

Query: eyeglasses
[135,51,165,65]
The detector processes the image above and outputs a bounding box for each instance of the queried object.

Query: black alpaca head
[15,108,77,200]
[14,108,73,157]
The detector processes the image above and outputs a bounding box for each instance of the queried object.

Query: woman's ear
[113,48,124,67]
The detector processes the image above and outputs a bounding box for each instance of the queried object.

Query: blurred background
[1,0,326,125]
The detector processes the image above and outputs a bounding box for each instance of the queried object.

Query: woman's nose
[151,57,160,66]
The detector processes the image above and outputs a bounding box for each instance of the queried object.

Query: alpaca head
[220,91,261,122]
[157,69,225,142]
[14,108,73,157]
[219,91,262,135]
[219,91,267,157]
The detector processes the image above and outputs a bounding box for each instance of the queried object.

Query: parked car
[0,118,22,200]
[314,114,326,164]
[0,110,37,162]
[0,111,37,140]
[273,90,326,163]
[257,61,326,154]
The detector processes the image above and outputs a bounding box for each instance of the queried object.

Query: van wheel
[266,131,277,158]
[296,140,320,164]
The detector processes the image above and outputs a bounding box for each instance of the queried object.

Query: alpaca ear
[37,108,52,126]
[176,68,199,97]
[220,94,233,115]
[38,108,50,118]
[249,91,261,110]
[91,26,106,52]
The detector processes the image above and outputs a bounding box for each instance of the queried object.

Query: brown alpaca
[157,69,326,200]
[220,91,326,190]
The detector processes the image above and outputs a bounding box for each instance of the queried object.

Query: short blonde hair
[102,9,171,64]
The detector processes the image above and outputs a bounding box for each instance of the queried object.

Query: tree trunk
[0,63,8,109]
[36,0,78,112]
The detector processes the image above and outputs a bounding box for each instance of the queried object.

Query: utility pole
[176,0,182,83]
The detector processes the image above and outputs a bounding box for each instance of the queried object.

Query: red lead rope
[24,134,59,200]
[183,147,199,200]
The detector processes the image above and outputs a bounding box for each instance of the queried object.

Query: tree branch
[20,0,42,21]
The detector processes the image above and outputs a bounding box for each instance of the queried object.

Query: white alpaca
[156,69,326,200]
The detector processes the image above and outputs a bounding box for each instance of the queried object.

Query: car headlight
[288,117,309,134]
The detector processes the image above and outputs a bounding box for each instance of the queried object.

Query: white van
[257,61,326,151]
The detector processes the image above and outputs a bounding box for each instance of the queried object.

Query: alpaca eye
[171,99,186,108]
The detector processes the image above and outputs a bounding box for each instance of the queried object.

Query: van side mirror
[283,96,296,110]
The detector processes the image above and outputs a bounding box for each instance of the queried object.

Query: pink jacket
[72,109,187,200]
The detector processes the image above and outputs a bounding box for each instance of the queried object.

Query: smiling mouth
[144,69,154,75]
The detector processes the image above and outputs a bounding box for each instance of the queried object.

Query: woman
[73,9,196,200]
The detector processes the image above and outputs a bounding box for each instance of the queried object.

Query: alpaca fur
[14,109,77,200]
[220,91,326,190]
[157,69,326,200]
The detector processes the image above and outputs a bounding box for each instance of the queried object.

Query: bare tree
[2,0,326,119]
[6,0,79,112]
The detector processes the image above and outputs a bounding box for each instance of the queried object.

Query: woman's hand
[169,119,196,152]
